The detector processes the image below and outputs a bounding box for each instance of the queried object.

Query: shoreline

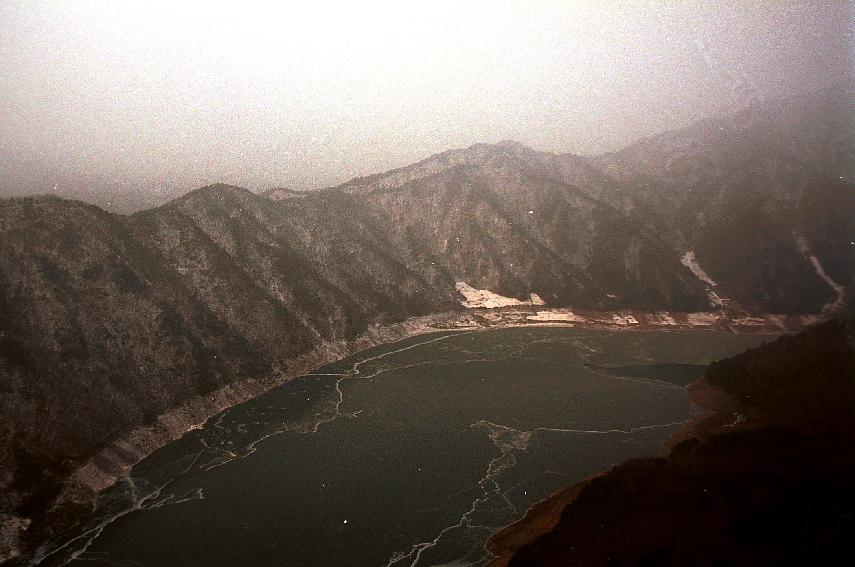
[484,319,854,566]
[485,475,601,567]
[7,306,815,562]
[58,307,798,504]
[482,318,770,566]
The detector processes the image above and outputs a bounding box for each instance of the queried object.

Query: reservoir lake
[41,327,769,566]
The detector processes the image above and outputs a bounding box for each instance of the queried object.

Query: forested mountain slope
[1,87,852,562]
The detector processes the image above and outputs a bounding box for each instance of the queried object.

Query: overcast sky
[1,1,852,210]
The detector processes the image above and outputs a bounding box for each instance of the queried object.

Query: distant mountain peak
[263,187,313,201]
[334,140,550,195]
[197,182,252,194]
[180,183,254,200]
[154,183,261,215]
[495,139,532,150]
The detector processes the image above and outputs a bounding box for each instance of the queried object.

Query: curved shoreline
[482,322,790,566]
[56,307,792,505]
[5,307,805,563]
[483,380,734,566]
[485,475,598,567]
[485,320,855,566]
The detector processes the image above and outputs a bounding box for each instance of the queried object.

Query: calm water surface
[40,327,769,566]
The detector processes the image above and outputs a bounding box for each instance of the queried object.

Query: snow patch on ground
[649,312,677,325]
[529,293,546,306]
[687,312,721,326]
[526,310,586,322]
[611,313,639,326]
[455,282,544,309]
[730,316,766,325]
[681,251,717,287]
[795,235,846,315]
[681,251,724,307]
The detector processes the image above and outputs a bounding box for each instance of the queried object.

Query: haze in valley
[1,0,851,212]
[4,2,855,565]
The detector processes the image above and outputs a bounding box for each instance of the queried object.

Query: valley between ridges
[52,305,803,516]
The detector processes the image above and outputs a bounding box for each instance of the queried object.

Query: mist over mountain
[4,1,849,215]
[1,86,853,562]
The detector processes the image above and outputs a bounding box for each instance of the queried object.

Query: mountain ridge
[1,87,853,563]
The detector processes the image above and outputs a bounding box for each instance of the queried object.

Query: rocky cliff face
[1,87,853,562]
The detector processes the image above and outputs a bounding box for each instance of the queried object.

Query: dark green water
[39,328,768,566]
[591,362,710,386]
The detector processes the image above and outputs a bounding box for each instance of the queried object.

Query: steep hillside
[332,87,855,315]
[1,88,852,562]
[590,87,855,313]
[0,196,273,527]
[345,161,707,310]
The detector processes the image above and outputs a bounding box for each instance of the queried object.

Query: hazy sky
[1,1,852,210]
